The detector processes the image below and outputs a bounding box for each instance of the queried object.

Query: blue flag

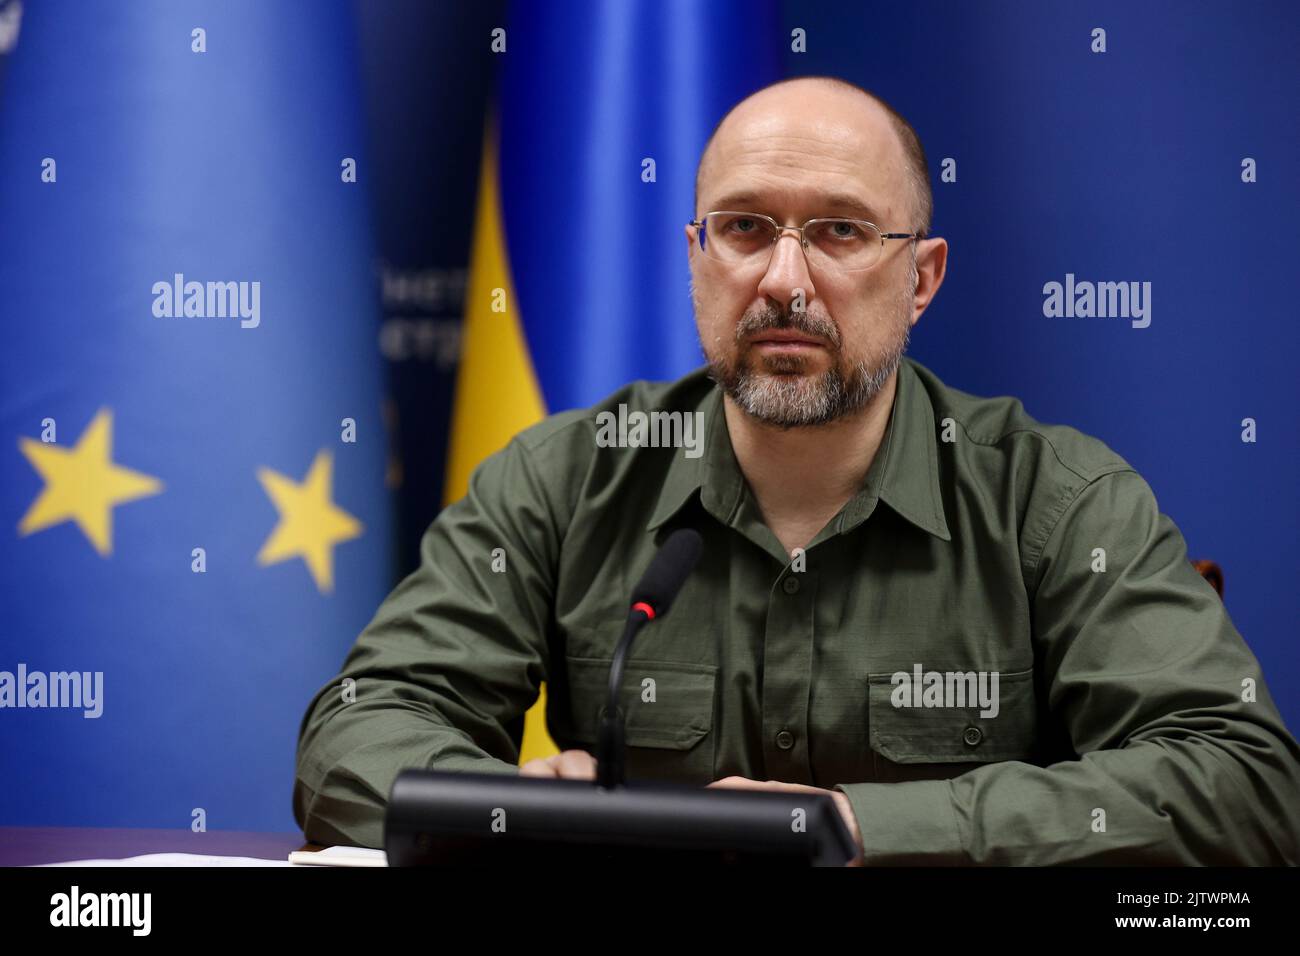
[0,1,391,831]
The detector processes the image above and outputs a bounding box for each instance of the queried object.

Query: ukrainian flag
[447,0,781,762]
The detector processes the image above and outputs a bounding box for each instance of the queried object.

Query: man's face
[688,85,920,428]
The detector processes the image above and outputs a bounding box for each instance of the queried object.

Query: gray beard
[705,283,914,428]
[709,342,906,428]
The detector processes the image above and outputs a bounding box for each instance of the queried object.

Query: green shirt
[294,356,1300,863]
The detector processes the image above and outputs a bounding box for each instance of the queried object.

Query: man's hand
[708,776,865,866]
[519,748,598,780]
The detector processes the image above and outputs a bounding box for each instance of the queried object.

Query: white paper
[36,844,388,867]
[40,853,297,867]
[287,845,387,867]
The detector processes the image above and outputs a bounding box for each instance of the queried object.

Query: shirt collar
[646,357,951,543]
[645,380,732,531]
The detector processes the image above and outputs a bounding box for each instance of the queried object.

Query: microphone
[596,528,704,789]
[629,527,704,620]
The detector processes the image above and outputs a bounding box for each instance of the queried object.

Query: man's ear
[912,236,948,319]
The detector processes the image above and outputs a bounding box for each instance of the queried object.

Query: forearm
[294,691,522,848]
[837,732,1300,865]
[293,437,560,848]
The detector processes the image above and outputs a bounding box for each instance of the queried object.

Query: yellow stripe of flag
[444,116,558,765]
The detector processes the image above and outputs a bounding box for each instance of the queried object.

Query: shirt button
[962,726,983,747]
[776,730,795,750]
[782,576,800,594]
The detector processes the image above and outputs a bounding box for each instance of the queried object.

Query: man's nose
[757,231,816,309]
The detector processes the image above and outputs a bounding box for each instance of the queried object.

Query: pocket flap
[867,666,1037,763]
[565,656,716,750]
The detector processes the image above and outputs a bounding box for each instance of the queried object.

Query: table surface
[0,827,320,867]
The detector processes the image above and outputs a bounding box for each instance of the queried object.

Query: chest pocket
[866,666,1038,778]
[560,655,717,784]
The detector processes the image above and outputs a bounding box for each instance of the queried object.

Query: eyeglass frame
[687,210,919,273]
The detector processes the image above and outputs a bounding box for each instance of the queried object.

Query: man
[294,76,1300,864]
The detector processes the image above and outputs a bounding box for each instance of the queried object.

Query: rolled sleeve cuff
[834,780,966,865]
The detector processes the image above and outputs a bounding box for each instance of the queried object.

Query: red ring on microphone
[631,601,656,620]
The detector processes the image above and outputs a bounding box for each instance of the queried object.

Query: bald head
[694,76,932,239]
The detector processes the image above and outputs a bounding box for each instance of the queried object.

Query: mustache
[734,305,841,349]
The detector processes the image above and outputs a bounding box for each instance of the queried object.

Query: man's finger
[555,749,597,780]
[519,756,560,778]
[706,776,765,789]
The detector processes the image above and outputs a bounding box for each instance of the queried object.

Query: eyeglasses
[688,211,918,273]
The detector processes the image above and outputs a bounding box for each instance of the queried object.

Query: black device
[384,529,859,866]
[385,769,858,866]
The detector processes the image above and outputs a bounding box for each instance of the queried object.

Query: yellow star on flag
[17,408,163,556]
[256,450,362,594]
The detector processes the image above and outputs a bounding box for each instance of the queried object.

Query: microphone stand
[595,604,653,790]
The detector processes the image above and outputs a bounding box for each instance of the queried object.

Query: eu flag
[0,1,391,831]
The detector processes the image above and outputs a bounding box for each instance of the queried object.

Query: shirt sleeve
[293,436,561,848]
[835,469,1300,865]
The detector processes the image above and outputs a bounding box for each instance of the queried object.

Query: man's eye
[814,220,865,243]
[730,218,757,232]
